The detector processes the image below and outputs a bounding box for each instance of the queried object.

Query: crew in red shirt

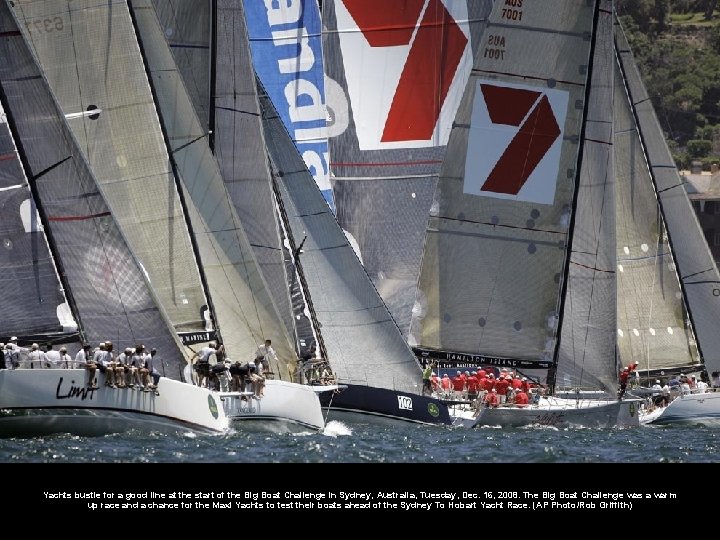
[514,389,529,407]
[484,388,500,408]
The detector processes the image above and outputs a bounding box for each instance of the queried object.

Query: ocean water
[3,420,718,463]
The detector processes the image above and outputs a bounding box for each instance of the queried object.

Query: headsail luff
[615,19,718,376]
[555,0,617,393]
[11,0,210,336]
[0,0,188,377]
[0,104,77,340]
[411,1,597,364]
[322,0,495,336]
[130,0,298,377]
[259,85,423,394]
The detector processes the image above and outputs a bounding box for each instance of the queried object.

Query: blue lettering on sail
[245,0,335,212]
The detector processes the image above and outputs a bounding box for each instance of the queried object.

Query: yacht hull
[472,397,641,428]
[643,391,720,426]
[0,370,325,437]
[318,384,452,425]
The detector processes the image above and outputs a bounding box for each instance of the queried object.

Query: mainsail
[0,0,187,376]
[259,85,423,394]
[410,2,598,369]
[614,19,720,377]
[11,0,210,337]
[322,0,494,335]
[0,104,76,340]
[130,0,299,376]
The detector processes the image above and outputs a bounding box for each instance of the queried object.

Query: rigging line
[172,132,211,154]
[215,105,260,116]
[656,182,686,194]
[471,69,584,88]
[433,216,568,236]
[28,156,71,183]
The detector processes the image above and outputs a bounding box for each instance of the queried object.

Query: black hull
[318,384,451,425]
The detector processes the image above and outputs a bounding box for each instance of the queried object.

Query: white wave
[322,420,352,437]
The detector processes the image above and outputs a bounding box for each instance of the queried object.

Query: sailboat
[389,0,638,428]
[150,0,452,426]
[0,0,327,436]
[613,17,720,426]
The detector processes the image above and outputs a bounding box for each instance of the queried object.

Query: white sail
[11,0,210,336]
[130,0,299,377]
[614,19,717,376]
[153,0,304,350]
[0,104,77,339]
[259,88,423,394]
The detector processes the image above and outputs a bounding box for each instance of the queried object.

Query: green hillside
[617,0,720,170]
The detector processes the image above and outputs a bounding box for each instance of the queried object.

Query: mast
[127,0,221,345]
[0,88,86,346]
[549,1,603,394]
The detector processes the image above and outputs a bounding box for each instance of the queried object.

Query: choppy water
[2,420,718,463]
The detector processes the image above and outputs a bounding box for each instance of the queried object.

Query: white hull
[642,391,720,427]
[471,397,641,428]
[0,370,325,437]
